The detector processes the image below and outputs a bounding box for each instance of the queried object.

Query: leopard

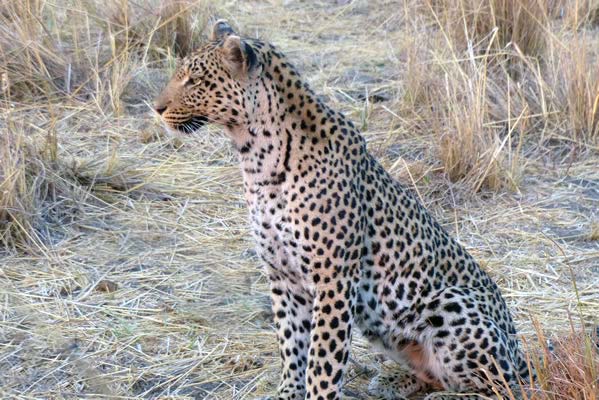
[153,20,529,400]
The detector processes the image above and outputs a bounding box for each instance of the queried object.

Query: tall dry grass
[107,0,212,60]
[425,0,549,61]
[524,320,599,400]
[555,0,599,29]
[546,34,599,143]
[0,0,213,250]
[0,122,66,251]
[0,0,212,101]
[398,0,598,191]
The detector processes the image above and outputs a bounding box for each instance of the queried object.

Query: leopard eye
[185,77,195,87]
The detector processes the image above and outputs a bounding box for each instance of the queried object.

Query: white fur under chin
[163,124,183,139]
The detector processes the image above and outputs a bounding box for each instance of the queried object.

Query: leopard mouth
[173,115,209,133]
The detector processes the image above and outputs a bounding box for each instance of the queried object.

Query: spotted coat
[153,20,528,400]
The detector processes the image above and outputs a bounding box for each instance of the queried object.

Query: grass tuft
[0,122,75,251]
[424,0,549,62]
[106,0,213,59]
[546,34,599,143]
[523,319,599,400]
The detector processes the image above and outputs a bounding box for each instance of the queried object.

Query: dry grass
[521,318,599,399]
[425,0,549,60]
[400,0,598,190]
[555,0,599,29]
[1,0,598,399]
[546,33,599,143]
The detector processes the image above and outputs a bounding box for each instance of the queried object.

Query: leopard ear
[221,35,258,78]
[211,19,235,41]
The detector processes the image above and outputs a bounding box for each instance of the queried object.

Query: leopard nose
[154,105,167,115]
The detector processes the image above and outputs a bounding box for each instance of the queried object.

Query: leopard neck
[224,71,299,189]
[225,50,358,190]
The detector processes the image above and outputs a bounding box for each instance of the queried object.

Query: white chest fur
[245,183,308,287]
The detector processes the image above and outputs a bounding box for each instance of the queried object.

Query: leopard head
[153,20,260,134]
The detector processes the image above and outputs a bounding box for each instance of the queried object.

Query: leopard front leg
[305,279,356,400]
[270,278,313,399]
